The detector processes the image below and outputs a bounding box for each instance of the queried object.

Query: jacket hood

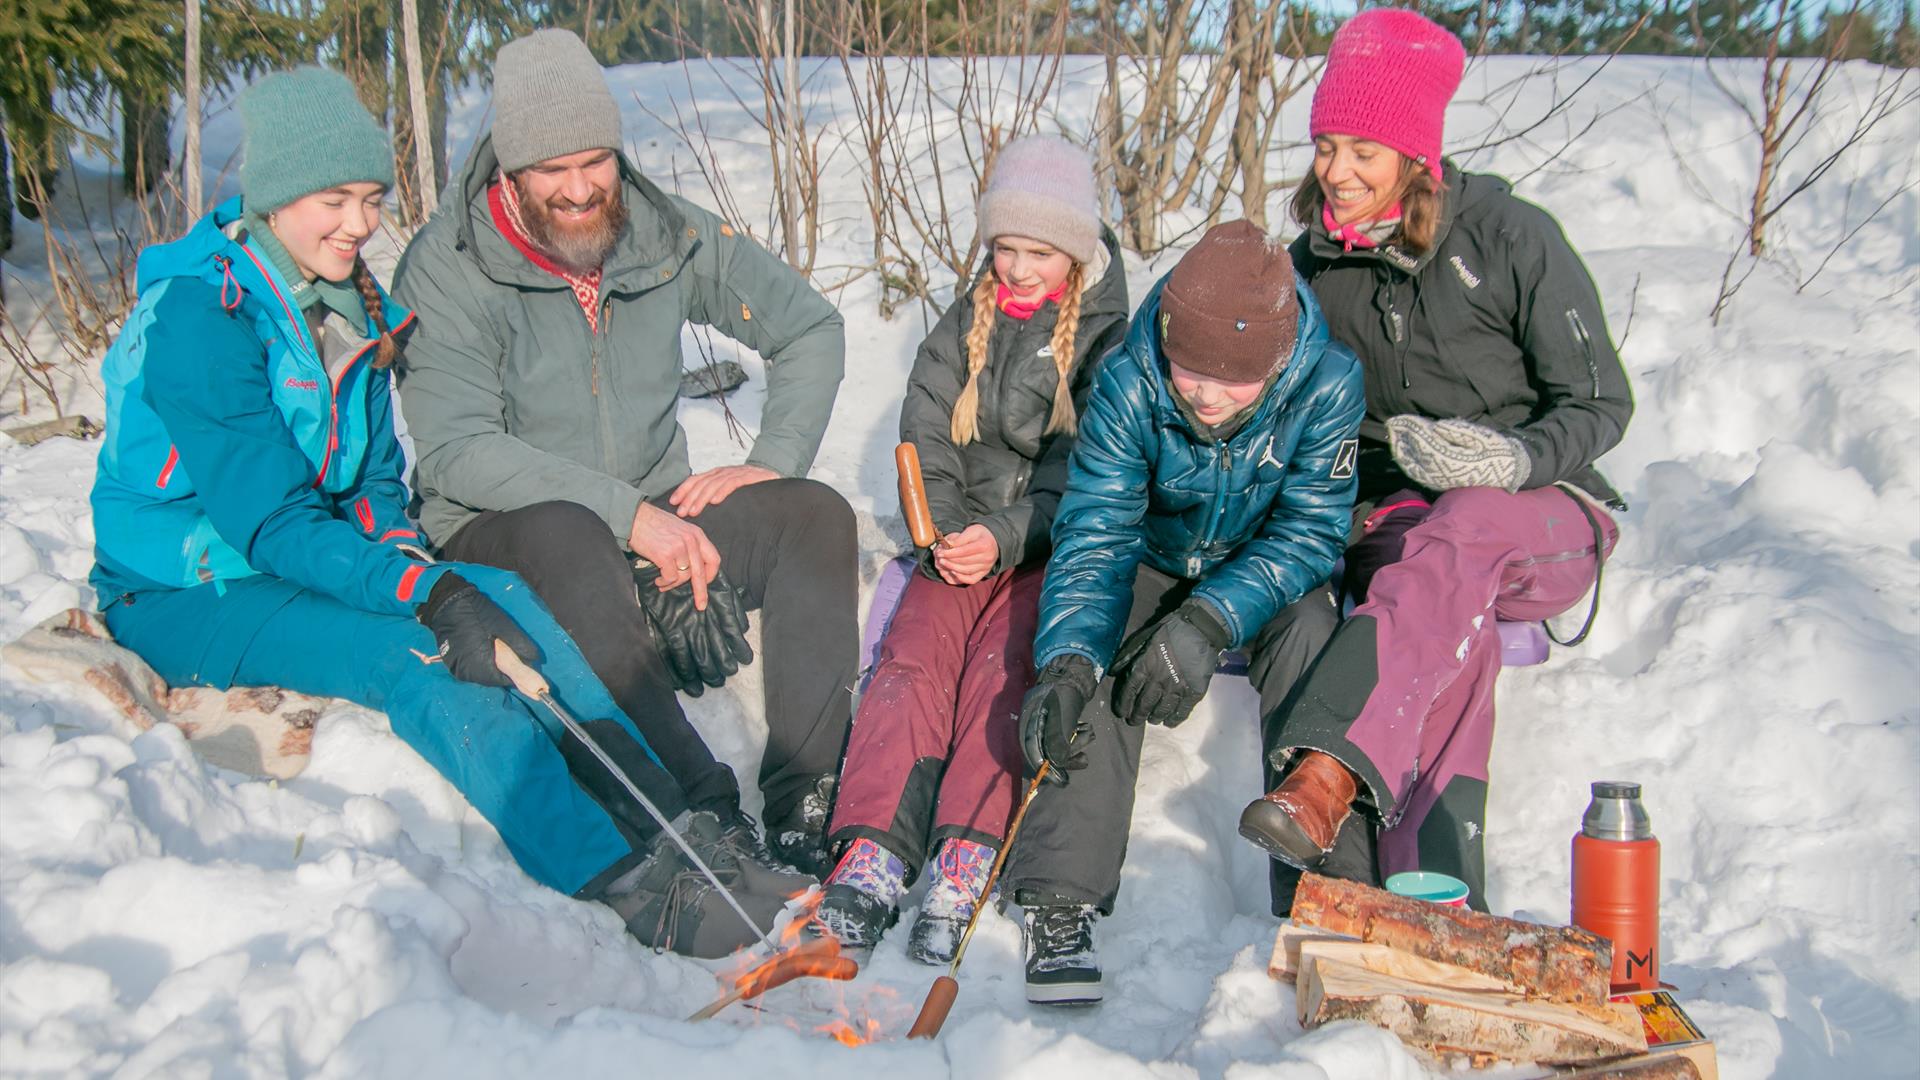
[1128,271,1333,444]
[1301,160,1508,275]
[136,196,409,341]
[446,134,694,293]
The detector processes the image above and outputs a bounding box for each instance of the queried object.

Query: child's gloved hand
[1019,655,1098,785]
[1110,600,1230,728]
[416,571,543,687]
[1386,415,1532,492]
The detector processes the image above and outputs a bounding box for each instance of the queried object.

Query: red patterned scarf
[491,174,603,331]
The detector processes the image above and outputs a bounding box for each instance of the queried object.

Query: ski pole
[492,640,779,952]
[906,758,1054,1039]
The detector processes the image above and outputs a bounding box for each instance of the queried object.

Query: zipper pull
[1389,309,1405,344]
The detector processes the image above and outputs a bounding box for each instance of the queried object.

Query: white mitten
[1386,415,1532,492]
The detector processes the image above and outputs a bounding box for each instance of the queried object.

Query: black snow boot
[767,775,837,879]
[1023,901,1102,1005]
[602,818,786,959]
[806,882,898,950]
[715,805,818,896]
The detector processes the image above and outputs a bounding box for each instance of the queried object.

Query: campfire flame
[702,886,904,1044]
[817,1017,883,1047]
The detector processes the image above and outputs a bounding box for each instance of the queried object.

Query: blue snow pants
[103,564,679,896]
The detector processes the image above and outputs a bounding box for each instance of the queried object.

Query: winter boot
[1023,900,1102,1005]
[768,775,837,879]
[906,837,995,966]
[602,818,786,959]
[714,805,817,896]
[1239,750,1359,870]
[805,837,905,950]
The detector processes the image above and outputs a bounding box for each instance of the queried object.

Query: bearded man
[393,28,853,883]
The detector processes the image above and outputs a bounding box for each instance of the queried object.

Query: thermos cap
[1582,780,1653,841]
[1593,780,1641,800]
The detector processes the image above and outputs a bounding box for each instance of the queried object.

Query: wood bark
[399,0,436,217]
[1300,957,1646,1065]
[184,0,203,215]
[1290,873,1615,1008]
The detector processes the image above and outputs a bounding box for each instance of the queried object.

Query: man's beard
[512,176,628,274]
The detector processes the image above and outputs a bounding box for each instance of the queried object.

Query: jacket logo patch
[1036,345,1055,358]
[1259,436,1284,472]
[283,377,319,391]
[1330,438,1359,479]
[1450,255,1482,289]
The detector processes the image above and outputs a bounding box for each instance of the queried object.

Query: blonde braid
[949,271,1000,446]
[1042,263,1087,436]
[350,257,401,370]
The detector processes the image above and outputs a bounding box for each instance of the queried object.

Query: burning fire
[696,886,904,1044]
[817,1017,883,1047]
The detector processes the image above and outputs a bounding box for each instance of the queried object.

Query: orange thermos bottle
[1572,780,1660,993]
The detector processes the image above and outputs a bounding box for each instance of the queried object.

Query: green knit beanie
[239,67,395,212]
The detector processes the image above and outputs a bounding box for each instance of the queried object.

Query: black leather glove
[633,562,753,698]
[1110,599,1231,728]
[416,571,542,688]
[1019,655,1098,786]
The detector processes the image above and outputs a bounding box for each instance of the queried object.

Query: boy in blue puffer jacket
[1005,221,1364,1005]
[89,67,793,958]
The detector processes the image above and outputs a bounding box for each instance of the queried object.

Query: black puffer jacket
[1289,164,1632,506]
[900,228,1131,573]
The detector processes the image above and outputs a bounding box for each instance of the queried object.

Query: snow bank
[2,56,1916,1078]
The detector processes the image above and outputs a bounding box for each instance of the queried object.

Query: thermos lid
[1582,780,1653,841]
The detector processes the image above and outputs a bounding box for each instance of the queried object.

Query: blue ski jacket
[1034,276,1365,672]
[91,198,446,617]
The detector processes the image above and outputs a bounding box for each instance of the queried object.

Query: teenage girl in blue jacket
[88,68,783,958]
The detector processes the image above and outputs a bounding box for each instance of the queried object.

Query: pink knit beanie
[1310,8,1466,180]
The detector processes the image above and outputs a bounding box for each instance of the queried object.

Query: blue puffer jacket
[91,197,445,617]
[1034,276,1364,672]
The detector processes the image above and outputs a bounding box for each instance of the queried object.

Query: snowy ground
[2,56,1917,1078]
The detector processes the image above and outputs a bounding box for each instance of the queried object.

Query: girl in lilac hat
[1241,7,1635,913]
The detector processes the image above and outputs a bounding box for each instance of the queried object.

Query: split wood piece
[1291,872,1614,1008]
[1267,922,1357,982]
[1556,1050,1704,1079]
[1299,956,1648,1066]
[1292,940,1642,1043]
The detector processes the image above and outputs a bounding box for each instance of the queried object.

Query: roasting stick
[686,937,860,1022]
[906,760,1054,1039]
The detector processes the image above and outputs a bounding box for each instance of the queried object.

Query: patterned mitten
[1386,415,1533,492]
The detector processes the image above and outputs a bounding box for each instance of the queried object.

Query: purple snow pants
[1274,485,1618,909]
[827,563,1044,878]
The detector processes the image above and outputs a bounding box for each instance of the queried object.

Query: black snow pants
[1005,563,1339,914]
[440,479,858,827]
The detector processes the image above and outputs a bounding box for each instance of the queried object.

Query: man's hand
[1019,655,1099,785]
[630,501,722,609]
[1110,600,1231,728]
[669,464,779,518]
[931,523,999,586]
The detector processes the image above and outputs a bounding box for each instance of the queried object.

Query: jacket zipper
[1565,308,1600,398]
[593,295,617,475]
[1190,441,1234,576]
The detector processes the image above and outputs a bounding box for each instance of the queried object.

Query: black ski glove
[1110,599,1231,728]
[416,571,542,688]
[633,562,753,698]
[1019,654,1098,786]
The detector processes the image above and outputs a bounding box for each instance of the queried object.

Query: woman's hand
[932,523,999,586]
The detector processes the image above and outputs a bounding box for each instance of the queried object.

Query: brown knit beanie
[1158,220,1299,382]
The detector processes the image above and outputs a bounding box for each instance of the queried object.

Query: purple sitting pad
[1497,619,1551,667]
[859,555,917,688]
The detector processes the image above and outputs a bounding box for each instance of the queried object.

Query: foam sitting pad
[859,554,918,689]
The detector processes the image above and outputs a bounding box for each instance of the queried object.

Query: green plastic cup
[1384,871,1470,907]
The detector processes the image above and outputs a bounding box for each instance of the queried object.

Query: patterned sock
[922,838,995,918]
[825,837,909,908]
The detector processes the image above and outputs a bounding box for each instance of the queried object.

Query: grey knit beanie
[976,135,1102,266]
[490,29,624,172]
[238,67,394,212]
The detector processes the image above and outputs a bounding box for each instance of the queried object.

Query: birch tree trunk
[184,0,203,215]
[400,0,436,216]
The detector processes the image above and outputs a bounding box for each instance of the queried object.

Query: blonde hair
[950,262,1087,445]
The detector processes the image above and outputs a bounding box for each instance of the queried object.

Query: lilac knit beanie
[975,135,1102,266]
[1310,8,1466,180]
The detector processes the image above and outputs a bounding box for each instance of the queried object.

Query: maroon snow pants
[1273,485,1618,909]
[827,563,1044,879]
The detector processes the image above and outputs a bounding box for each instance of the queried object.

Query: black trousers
[441,478,858,825]
[1005,564,1339,914]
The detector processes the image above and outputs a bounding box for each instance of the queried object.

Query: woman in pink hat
[1240,7,1634,913]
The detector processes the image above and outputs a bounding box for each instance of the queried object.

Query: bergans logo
[283,377,319,391]
[1450,255,1482,289]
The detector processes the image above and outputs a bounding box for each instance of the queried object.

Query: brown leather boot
[1238,751,1358,870]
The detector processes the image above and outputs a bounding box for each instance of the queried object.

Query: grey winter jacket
[1289,164,1632,505]
[392,136,845,547]
[901,229,1130,574]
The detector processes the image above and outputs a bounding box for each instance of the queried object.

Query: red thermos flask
[1572,780,1660,992]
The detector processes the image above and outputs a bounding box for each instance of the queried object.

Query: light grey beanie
[490,29,624,172]
[975,135,1102,266]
